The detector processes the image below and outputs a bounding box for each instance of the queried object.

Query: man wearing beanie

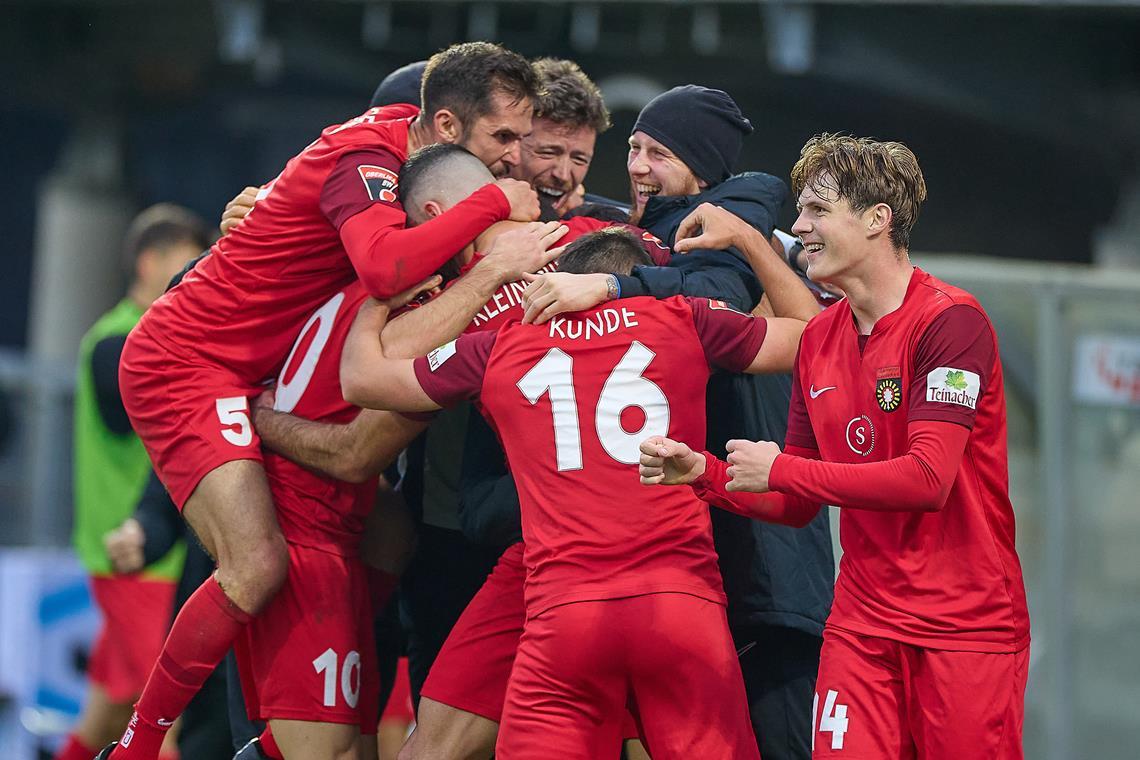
[523,85,835,760]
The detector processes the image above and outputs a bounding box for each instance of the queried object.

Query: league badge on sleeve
[926,367,980,409]
[875,366,902,413]
[357,165,399,203]
[707,299,750,317]
[427,340,457,371]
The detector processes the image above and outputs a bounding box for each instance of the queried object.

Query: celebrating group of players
[78,40,1028,760]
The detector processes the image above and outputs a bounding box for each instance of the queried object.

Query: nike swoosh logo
[809,385,837,399]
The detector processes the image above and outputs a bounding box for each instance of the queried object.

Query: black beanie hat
[631,85,753,186]
[370,60,428,108]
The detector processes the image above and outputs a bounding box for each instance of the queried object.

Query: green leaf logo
[945,370,967,390]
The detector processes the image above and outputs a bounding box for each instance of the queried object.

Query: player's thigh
[626,594,757,760]
[398,698,497,760]
[905,645,1029,760]
[237,547,379,732]
[813,627,913,759]
[496,602,626,760]
[420,542,526,725]
[269,719,361,760]
[120,327,263,511]
[181,459,279,567]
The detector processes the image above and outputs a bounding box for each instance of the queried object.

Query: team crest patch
[876,377,902,413]
[357,165,399,203]
[926,366,980,409]
[427,340,457,371]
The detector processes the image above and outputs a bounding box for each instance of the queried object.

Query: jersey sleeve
[619,224,672,266]
[686,297,768,372]
[908,304,995,429]
[319,148,405,229]
[784,346,818,450]
[412,331,498,408]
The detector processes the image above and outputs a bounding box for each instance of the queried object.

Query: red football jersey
[413,295,768,617]
[261,282,376,555]
[788,268,1029,652]
[463,217,671,333]
[140,103,509,387]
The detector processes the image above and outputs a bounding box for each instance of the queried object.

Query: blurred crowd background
[0,1,1138,758]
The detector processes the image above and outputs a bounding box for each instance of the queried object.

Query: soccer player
[58,206,209,760]
[101,43,541,760]
[521,84,833,760]
[639,134,1030,759]
[339,228,810,759]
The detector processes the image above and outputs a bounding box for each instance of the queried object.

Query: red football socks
[53,734,97,760]
[111,576,252,759]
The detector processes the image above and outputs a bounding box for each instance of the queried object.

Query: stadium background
[0,1,1138,758]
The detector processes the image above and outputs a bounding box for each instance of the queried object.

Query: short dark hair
[123,203,212,274]
[421,42,540,127]
[398,143,483,207]
[557,228,651,276]
[532,58,610,134]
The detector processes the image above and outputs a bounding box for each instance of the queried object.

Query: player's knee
[225,535,288,608]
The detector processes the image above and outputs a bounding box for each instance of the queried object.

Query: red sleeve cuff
[691,451,730,500]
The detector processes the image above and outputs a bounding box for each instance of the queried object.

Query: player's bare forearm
[342,298,442,412]
[253,406,366,482]
[383,262,503,358]
[738,226,820,322]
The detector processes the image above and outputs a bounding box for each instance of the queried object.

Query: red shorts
[88,576,176,702]
[496,593,757,760]
[812,627,1029,759]
[233,543,379,732]
[119,323,262,509]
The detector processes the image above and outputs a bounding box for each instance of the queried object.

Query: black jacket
[615,172,788,311]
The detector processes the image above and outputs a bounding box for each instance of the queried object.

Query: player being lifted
[100,43,542,760]
[640,134,1030,759]
[338,228,809,759]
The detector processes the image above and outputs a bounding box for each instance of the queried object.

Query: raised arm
[340,299,441,412]
[674,202,819,322]
[382,221,567,358]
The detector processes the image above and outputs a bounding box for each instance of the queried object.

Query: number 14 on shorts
[812,689,850,750]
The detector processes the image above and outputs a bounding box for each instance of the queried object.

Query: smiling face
[791,172,877,286]
[510,117,596,213]
[456,89,534,178]
[626,130,704,223]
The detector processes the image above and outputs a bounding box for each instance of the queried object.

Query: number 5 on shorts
[215,396,253,447]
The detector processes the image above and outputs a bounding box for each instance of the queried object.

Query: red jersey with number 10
[140,103,509,387]
[414,295,768,618]
[787,268,1029,652]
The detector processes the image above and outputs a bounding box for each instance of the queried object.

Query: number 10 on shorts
[313,648,361,709]
[812,689,850,750]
